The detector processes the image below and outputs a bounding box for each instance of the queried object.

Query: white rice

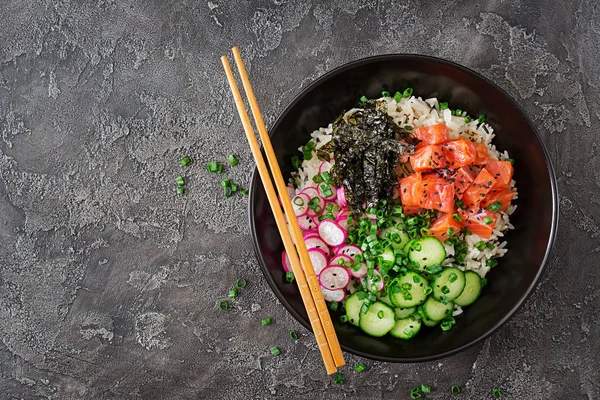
[290,95,518,280]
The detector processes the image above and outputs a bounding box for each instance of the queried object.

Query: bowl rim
[248,53,559,362]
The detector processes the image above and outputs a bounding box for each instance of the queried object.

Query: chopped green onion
[236,278,247,288]
[508,158,515,165]
[329,301,339,312]
[357,292,367,300]
[289,330,299,341]
[403,87,413,98]
[410,387,422,399]
[359,95,368,104]
[240,188,249,196]
[447,227,455,236]
[334,373,344,384]
[227,154,238,166]
[377,310,384,319]
[424,286,433,295]
[485,242,495,250]
[425,265,442,274]
[455,200,465,209]
[439,102,448,110]
[488,201,503,212]
[452,213,462,222]
[206,160,219,173]
[218,300,229,311]
[486,258,498,267]
[176,176,185,187]
[291,156,301,169]
[355,363,367,373]
[404,125,413,131]
[475,241,486,251]
[493,388,502,398]
[449,272,458,283]
[478,114,486,123]
[421,384,431,393]
[180,156,191,166]
[483,217,494,225]
[262,318,271,326]
[412,275,421,283]
[228,288,238,298]
[393,92,403,102]
[320,171,333,184]
[481,278,488,286]
[230,183,238,193]
[177,187,185,195]
[220,178,230,189]
[285,272,295,283]
[340,315,349,323]
[455,108,463,116]
[451,385,461,395]
[360,303,369,314]
[464,116,472,123]
[441,285,450,294]
[381,90,390,97]
[312,174,324,184]
[270,346,280,356]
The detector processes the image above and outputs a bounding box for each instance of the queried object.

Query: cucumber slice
[390,315,422,339]
[389,271,430,308]
[379,226,410,250]
[421,297,454,321]
[453,271,483,306]
[377,290,394,307]
[407,237,446,272]
[432,267,466,302]
[358,301,396,337]
[377,246,396,268]
[418,307,439,327]
[395,306,416,320]
[345,291,366,326]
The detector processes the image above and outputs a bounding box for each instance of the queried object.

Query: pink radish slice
[281,251,291,272]
[318,161,333,174]
[346,278,360,294]
[330,254,353,268]
[302,229,319,239]
[291,193,310,216]
[301,187,325,217]
[318,220,346,246]
[319,266,350,290]
[286,185,296,198]
[337,186,347,207]
[350,262,368,278]
[366,269,385,292]
[336,244,363,262]
[297,215,317,231]
[307,248,328,275]
[336,215,350,231]
[320,287,346,302]
[317,182,337,201]
[304,237,329,253]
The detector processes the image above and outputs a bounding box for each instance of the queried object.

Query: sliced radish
[337,186,347,207]
[318,161,333,174]
[302,187,325,217]
[282,251,291,272]
[291,193,310,216]
[336,245,362,261]
[366,269,385,292]
[318,220,346,246]
[330,254,353,268]
[336,215,350,231]
[319,266,350,290]
[297,215,317,231]
[320,287,346,302]
[317,182,337,201]
[347,278,360,294]
[307,248,328,275]
[302,229,319,239]
[350,262,368,278]
[304,237,329,253]
[286,185,296,197]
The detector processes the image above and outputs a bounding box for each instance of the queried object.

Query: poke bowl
[249,54,558,362]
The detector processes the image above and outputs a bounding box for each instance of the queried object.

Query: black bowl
[249,54,558,362]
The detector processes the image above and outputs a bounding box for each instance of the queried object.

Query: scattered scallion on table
[269,346,280,356]
[285,272,294,283]
[450,385,461,395]
[228,288,238,298]
[218,300,229,311]
[492,388,503,398]
[180,156,191,166]
[421,384,431,393]
[289,330,299,341]
[236,278,247,288]
[261,317,271,326]
[227,154,238,166]
[354,363,367,373]
[334,373,344,384]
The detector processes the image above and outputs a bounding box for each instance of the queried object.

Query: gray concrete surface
[0,0,597,399]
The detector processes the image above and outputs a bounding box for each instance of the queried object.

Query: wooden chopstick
[221,53,342,374]
[230,47,345,368]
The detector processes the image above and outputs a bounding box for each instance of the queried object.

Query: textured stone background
[0,0,597,399]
